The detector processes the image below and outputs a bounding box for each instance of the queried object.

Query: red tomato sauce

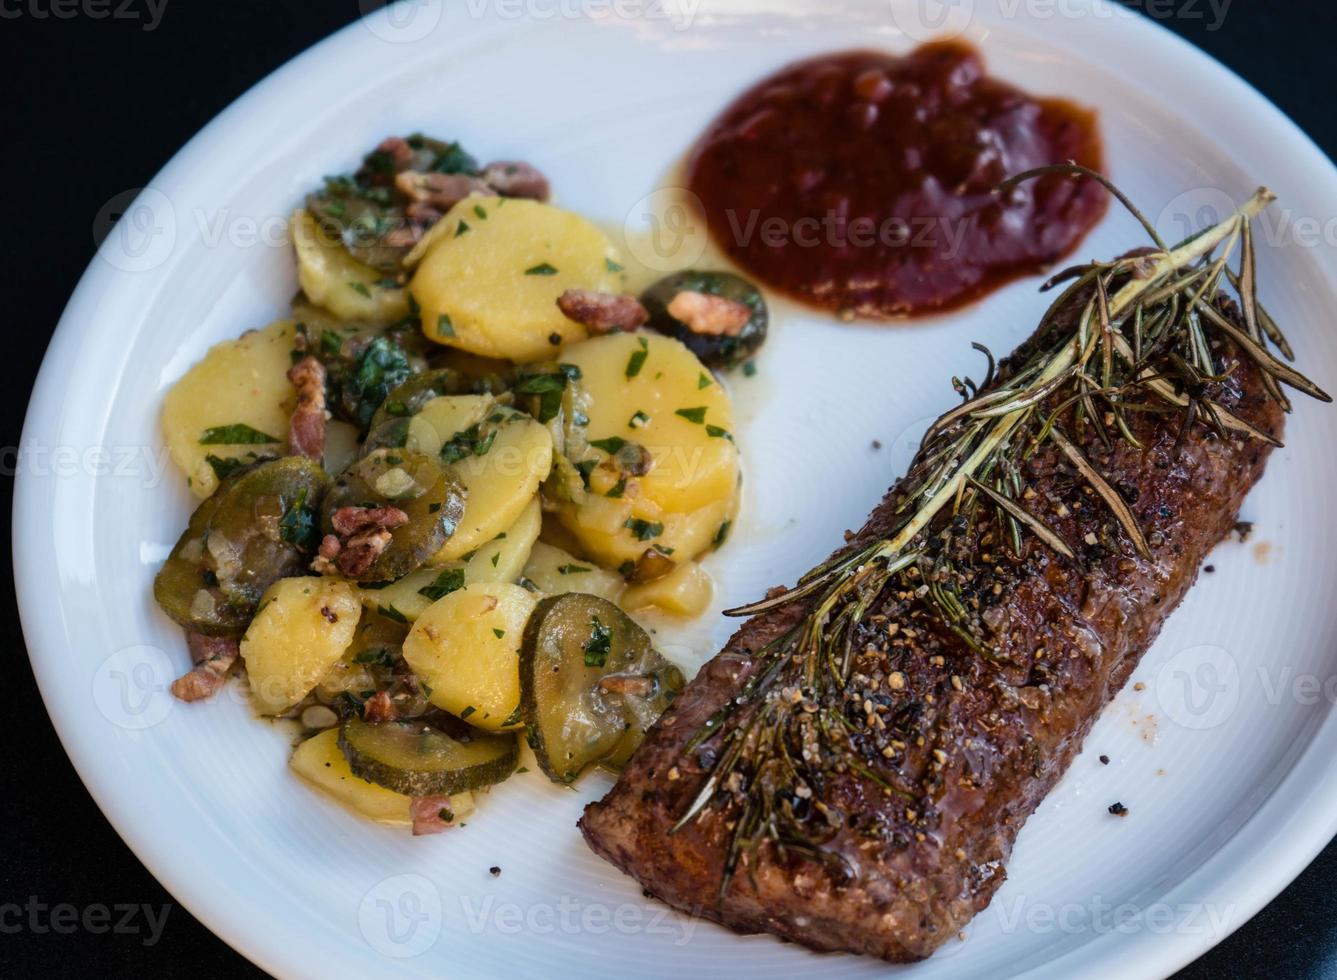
[686,42,1107,319]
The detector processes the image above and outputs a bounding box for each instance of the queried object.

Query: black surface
[2,2,1335,977]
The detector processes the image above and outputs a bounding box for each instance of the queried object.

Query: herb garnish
[624,518,663,541]
[626,337,649,378]
[583,617,612,667]
[524,263,558,276]
[199,423,280,445]
[418,568,465,600]
[675,407,707,424]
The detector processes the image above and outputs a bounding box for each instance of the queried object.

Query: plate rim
[16,2,1337,977]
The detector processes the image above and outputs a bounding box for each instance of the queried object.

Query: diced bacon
[170,632,240,702]
[481,160,550,201]
[410,795,459,836]
[394,171,489,212]
[557,289,649,334]
[286,356,328,461]
[666,289,752,336]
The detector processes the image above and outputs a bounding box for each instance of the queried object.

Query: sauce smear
[686,42,1106,318]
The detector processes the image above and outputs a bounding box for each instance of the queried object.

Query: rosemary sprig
[675,167,1330,897]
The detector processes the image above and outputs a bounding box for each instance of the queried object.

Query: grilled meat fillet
[580,301,1285,961]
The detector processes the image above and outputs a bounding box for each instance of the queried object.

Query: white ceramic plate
[18,1,1337,976]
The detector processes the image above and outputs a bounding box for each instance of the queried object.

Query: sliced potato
[622,560,714,617]
[402,583,536,731]
[561,332,739,514]
[292,209,409,325]
[521,542,624,604]
[290,729,476,826]
[559,490,738,570]
[161,319,295,498]
[410,197,623,361]
[240,576,361,714]
[360,496,542,621]
[429,407,553,562]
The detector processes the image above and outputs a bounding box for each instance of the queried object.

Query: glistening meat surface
[580,301,1286,961]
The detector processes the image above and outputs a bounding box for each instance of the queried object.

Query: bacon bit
[666,290,751,337]
[598,675,655,698]
[331,506,410,537]
[170,632,240,702]
[557,289,648,335]
[394,171,489,212]
[286,356,328,461]
[337,529,393,578]
[410,795,458,836]
[362,690,398,723]
[481,160,550,201]
[377,136,415,171]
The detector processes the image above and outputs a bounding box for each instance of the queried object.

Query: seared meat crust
[581,309,1284,961]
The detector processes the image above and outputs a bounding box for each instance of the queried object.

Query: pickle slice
[321,449,466,582]
[154,458,330,634]
[519,593,684,784]
[339,714,518,796]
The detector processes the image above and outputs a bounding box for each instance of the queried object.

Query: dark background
[2,1,1335,977]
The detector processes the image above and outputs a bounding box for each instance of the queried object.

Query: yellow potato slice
[430,407,553,562]
[162,319,295,498]
[562,332,740,514]
[360,496,542,622]
[410,197,623,361]
[290,729,475,826]
[520,541,625,604]
[622,560,714,617]
[560,489,738,570]
[240,577,361,714]
[291,209,409,325]
[402,582,536,731]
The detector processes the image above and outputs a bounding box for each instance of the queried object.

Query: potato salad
[152,135,766,834]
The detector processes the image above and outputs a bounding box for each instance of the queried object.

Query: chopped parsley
[713,519,732,548]
[347,281,372,298]
[473,204,488,220]
[743,360,758,377]
[675,406,707,424]
[557,563,592,575]
[628,410,650,428]
[436,313,455,337]
[460,705,477,719]
[440,424,497,464]
[492,628,506,639]
[277,488,319,550]
[697,372,712,389]
[706,424,732,440]
[625,337,649,378]
[524,262,558,276]
[377,604,408,624]
[589,436,627,455]
[605,478,626,499]
[624,518,664,541]
[583,616,613,668]
[418,568,465,601]
[605,257,624,273]
[199,423,280,445]
[455,220,471,237]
